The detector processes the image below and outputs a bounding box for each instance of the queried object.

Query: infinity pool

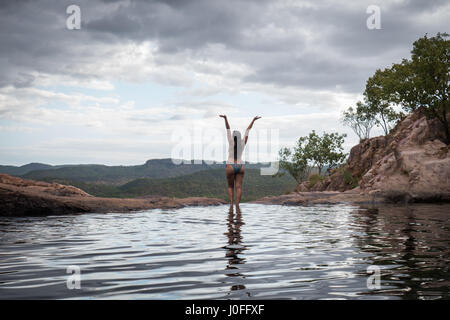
[0,203,449,299]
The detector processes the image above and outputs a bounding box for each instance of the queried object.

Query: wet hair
[232,130,242,162]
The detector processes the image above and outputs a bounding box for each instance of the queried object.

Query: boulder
[0,173,227,216]
[303,109,450,202]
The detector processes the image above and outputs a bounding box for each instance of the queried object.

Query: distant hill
[1,159,290,201]
[12,159,215,184]
[54,168,296,202]
[18,159,272,184]
[0,163,60,176]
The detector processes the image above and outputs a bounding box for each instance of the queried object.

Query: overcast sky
[0,0,448,165]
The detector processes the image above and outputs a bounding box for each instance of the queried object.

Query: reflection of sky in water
[0,203,449,300]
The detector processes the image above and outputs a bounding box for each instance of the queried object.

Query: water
[0,203,449,300]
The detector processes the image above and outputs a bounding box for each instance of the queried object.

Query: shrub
[308,173,325,188]
[343,170,358,188]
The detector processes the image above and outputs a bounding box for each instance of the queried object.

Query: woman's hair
[232,130,242,162]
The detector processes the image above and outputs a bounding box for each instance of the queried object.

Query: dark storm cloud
[245,52,361,90]
[0,0,448,92]
[239,0,449,92]
[85,0,260,51]
[0,0,86,87]
[323,0,449,57]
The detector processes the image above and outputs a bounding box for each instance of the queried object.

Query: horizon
[0,0,448,166]
[0,157,277,168]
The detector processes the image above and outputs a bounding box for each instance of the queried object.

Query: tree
[278,131,347,182]
[304,131,347,174]
[399,33,449,143]
[364,33,449,143]
[364,68,404,135]
[278,145,311,184]
[342,101,376,141]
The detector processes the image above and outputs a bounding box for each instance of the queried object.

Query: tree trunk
[441,108,450,144]
[381,113,388,135]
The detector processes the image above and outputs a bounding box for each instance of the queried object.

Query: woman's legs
[225,165,235,212]
[235,169,245,213]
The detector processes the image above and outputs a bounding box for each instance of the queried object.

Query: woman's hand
[220,115,230,129]
[247,116,261,130]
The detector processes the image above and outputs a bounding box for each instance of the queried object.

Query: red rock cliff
[301,109,450,202]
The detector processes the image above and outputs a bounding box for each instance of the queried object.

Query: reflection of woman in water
[219,115,261,213]
[224,210,248,293]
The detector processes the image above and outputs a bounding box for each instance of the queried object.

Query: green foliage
[364,32,449,142]
[278,130,347,182]
[277,146,310,184]
[308,173,325,188]
[52,169,297,202]
[343,169,358,189]
[364,67,404,135]
[22,159,216,184]
[304,131,347,174]
[15,159,296,202]
[405,33,449,143]
[18,159,268,184]
[341,101,376,141]
[0,163,59,176]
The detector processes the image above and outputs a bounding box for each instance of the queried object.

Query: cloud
[1,0,447,91]
[0,0,448,165]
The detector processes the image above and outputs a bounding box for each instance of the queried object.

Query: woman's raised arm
[219,115,230,129]
[244,116,261,144]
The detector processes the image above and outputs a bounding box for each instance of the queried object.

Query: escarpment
[298,109,450,202]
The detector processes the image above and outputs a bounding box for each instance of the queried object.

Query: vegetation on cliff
[278,33,449,200]
[344,32,449,143]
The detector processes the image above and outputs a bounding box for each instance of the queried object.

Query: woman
[219,115,261,213]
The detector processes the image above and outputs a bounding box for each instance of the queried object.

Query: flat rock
[251,190,385,206]
[0,174,227,216]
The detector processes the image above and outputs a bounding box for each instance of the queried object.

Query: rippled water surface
[0,203,449,299]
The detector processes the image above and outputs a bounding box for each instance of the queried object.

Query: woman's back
[226,129,249,164]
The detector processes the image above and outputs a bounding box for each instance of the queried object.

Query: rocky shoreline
[0,173,397,217]
[251,189,384,206]
[0,174,227,217]
[295,110,450,203]
[250,189,450,206]
[252,110,450,207]
[1,171,448,217]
